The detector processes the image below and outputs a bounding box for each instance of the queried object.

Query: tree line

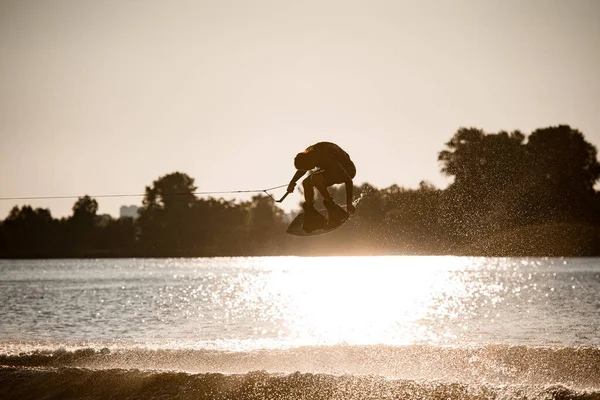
[2,124,600,258]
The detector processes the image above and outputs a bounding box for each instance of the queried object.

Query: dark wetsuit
[307,142,356,186]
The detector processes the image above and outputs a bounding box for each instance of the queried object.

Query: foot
[302,202,326,232]
[323,198,349,227]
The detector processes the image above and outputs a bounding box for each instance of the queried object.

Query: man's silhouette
[287,142,356,232]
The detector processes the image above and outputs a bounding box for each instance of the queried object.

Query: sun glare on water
[253,256,483,347]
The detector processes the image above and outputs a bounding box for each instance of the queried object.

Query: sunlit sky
[1,0,599,218]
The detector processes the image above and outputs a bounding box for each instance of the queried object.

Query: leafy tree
[439,127,526,196]
[527,125,600,192]
[143,172,197,210]
[71,195,98,225]
[137,172,198,254]
[438,128,529,241]
[0,206,58,256]
[523,125,600,222]
[66,195,100,254]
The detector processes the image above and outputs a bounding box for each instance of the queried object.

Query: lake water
[1,256,599,399]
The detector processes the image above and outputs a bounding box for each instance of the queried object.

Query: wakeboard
[286,201,356,237]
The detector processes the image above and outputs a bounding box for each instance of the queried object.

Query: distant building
[120,205,139,219]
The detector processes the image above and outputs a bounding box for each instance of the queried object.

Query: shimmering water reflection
[0,256,598,350]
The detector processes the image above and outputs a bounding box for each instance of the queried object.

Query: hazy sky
[1,0,599,218]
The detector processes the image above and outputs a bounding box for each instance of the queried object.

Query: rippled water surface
[1,256,599,350]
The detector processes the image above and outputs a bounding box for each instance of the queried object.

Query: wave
[2,344,600,385]
[2,344,600,399]
[1,366,599,400]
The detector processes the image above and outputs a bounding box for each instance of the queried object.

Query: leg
[300,176,326,232]
[309,172,333,202]
[311,173,348,227]
[302,177,316,204]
